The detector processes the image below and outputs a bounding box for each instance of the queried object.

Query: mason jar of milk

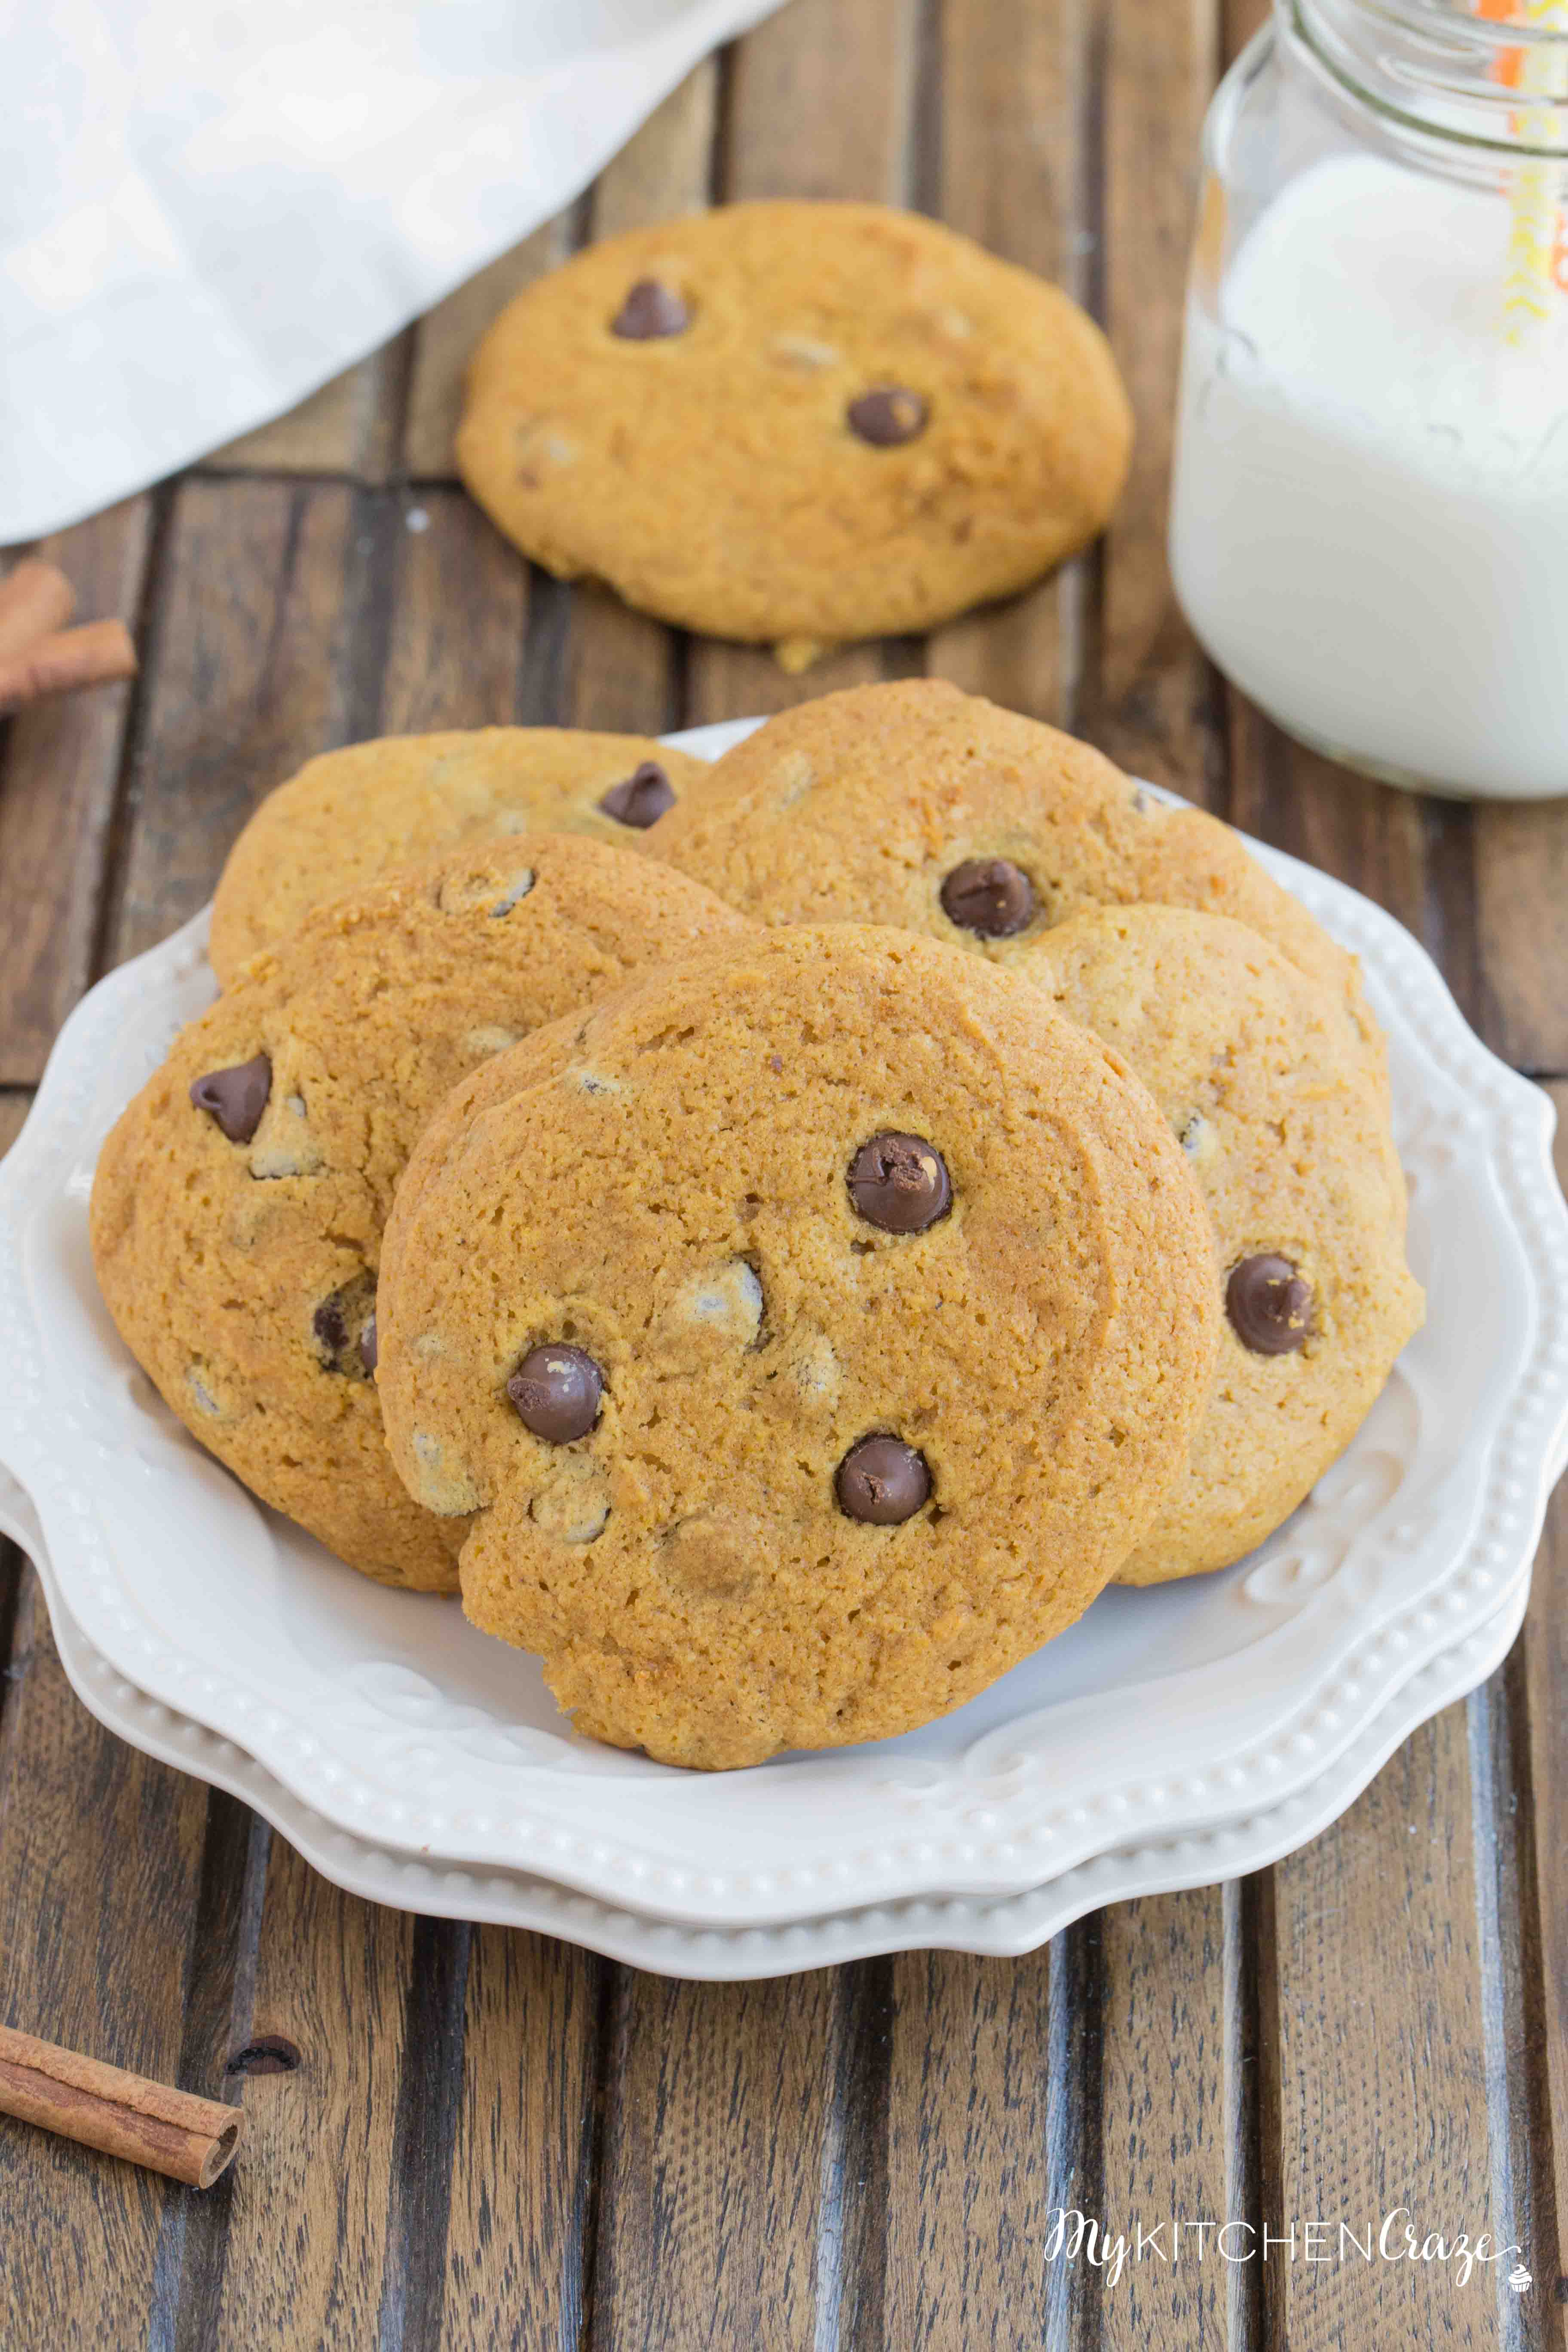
[1170,0,1568,798]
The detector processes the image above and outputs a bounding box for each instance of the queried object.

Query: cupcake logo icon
[1508,2260,1532,2294]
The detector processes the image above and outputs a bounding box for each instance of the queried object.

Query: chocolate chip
[599,760,675,829]
[1226,1255,1313,1356]
[508,1344,604,1443]
[848,1133,951,1234]
[940,858,1036,937]
[225,2036,300,2078]
[190,1054,271,1143]
[612,279,689,339]
[359,1313,378,1377]
[312,1274,377,1379]
[847,386,929,447]
[836,1435,931,1525]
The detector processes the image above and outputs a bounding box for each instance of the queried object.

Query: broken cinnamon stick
[0,2023,243,2189]
[0,618,138,715]
[0,558,76,660]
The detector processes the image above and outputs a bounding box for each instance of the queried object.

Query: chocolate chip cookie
[1022,904,1423,1580]
[90,837,747,1589]
[208,729,710,985]
[456,202,1132,658]
[375,925,1221,1766]
[652,679,1385,1084]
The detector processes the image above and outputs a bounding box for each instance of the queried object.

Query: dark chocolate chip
[1226,1254,1313,1356]
[599,759,675,829]
[359,1312,378,1377]
[612,279,689,339]
[848,1132,951,1234]
[312,1274,377,1379]
[836,1435,931,1525]
[508,1344,605,1443]
[225,2035,300,2077]
[312,1299,347,1354]
[940,858,1036,938]
[190,1053,271,1143]
[847,386,929,447]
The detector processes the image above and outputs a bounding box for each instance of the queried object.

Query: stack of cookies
[91,683,1422,1770]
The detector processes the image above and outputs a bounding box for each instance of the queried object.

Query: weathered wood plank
[1474,808,1568,1074]
[592,1968,854,2346]
[403,225,571,481]
[1089,0,1219,799]
[1225,698,1434,937]
[436,1929,602,2349]
[0,502,153,1082]
[106,479,355,967]
[923,0,1074,725]
[209,1835,414,2349]
[1522,1085,1568,2329]
[591,62,719,238]
[380,490,530,736]
[1096,1890,1248,2348]
[209,337,408,482]
[885,1947,1064,2350]
[1259,1711,1504,2349]
[0,1568,213,2349]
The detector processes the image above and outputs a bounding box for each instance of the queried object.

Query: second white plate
[0,723,1562,1928]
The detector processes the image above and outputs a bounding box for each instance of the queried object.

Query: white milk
[1170,152,1568,798]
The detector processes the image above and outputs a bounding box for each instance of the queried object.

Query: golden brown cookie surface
[209,729,709,984]
[90,837,747,1590]
[652,679,1384,1081]
[456,202,1131,653]
[1021,905,1422,1581]
[376,926,1220,1767]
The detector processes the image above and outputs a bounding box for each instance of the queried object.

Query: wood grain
[592,1968,854,2346]
[1089,0,1219,797]
[0,499,152,1081]
[924,0,1075,724]
[105,479,355,966]
[210,1835,414,2348]
[1259,1712,1504,2349]
[1474,807,1568,1074]
[380,490,530,735]
[210,337,408,481]
[437,1930,602,2349]
[1524,1084,1568,2331]
[0,1569,213,2349]
[885,1948,1064,2351]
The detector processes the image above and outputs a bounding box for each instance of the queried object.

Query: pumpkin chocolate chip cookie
[90,837,747,1590]
[651,678,1385,1084]
[208,729,710,985]
[375,925,1221,1767]
[456,202,1132,656]
[1021,904,1423,1580]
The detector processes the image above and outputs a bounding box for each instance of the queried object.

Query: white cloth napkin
[4,0,781,542]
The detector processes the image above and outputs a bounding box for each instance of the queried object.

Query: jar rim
[1283,0,1568,162]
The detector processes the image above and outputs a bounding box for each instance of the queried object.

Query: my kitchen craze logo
[1042,2208,1529,2292]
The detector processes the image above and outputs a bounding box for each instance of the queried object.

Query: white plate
[0,720,1564,1931]
[0,1463,1529,1980]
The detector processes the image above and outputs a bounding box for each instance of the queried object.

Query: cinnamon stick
[0,618,138,715]
[0,558,76,660]
[0,2023,243,2189]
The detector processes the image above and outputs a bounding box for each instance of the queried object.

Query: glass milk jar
[1170,0,1568,798]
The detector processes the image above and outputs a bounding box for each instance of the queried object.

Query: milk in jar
[1170,0,1568,799]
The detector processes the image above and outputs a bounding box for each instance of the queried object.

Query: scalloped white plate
[0,1462,1529,1978]
[0,720,1564,1930]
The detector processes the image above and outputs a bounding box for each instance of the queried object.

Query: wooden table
[2,1,1565,2343]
